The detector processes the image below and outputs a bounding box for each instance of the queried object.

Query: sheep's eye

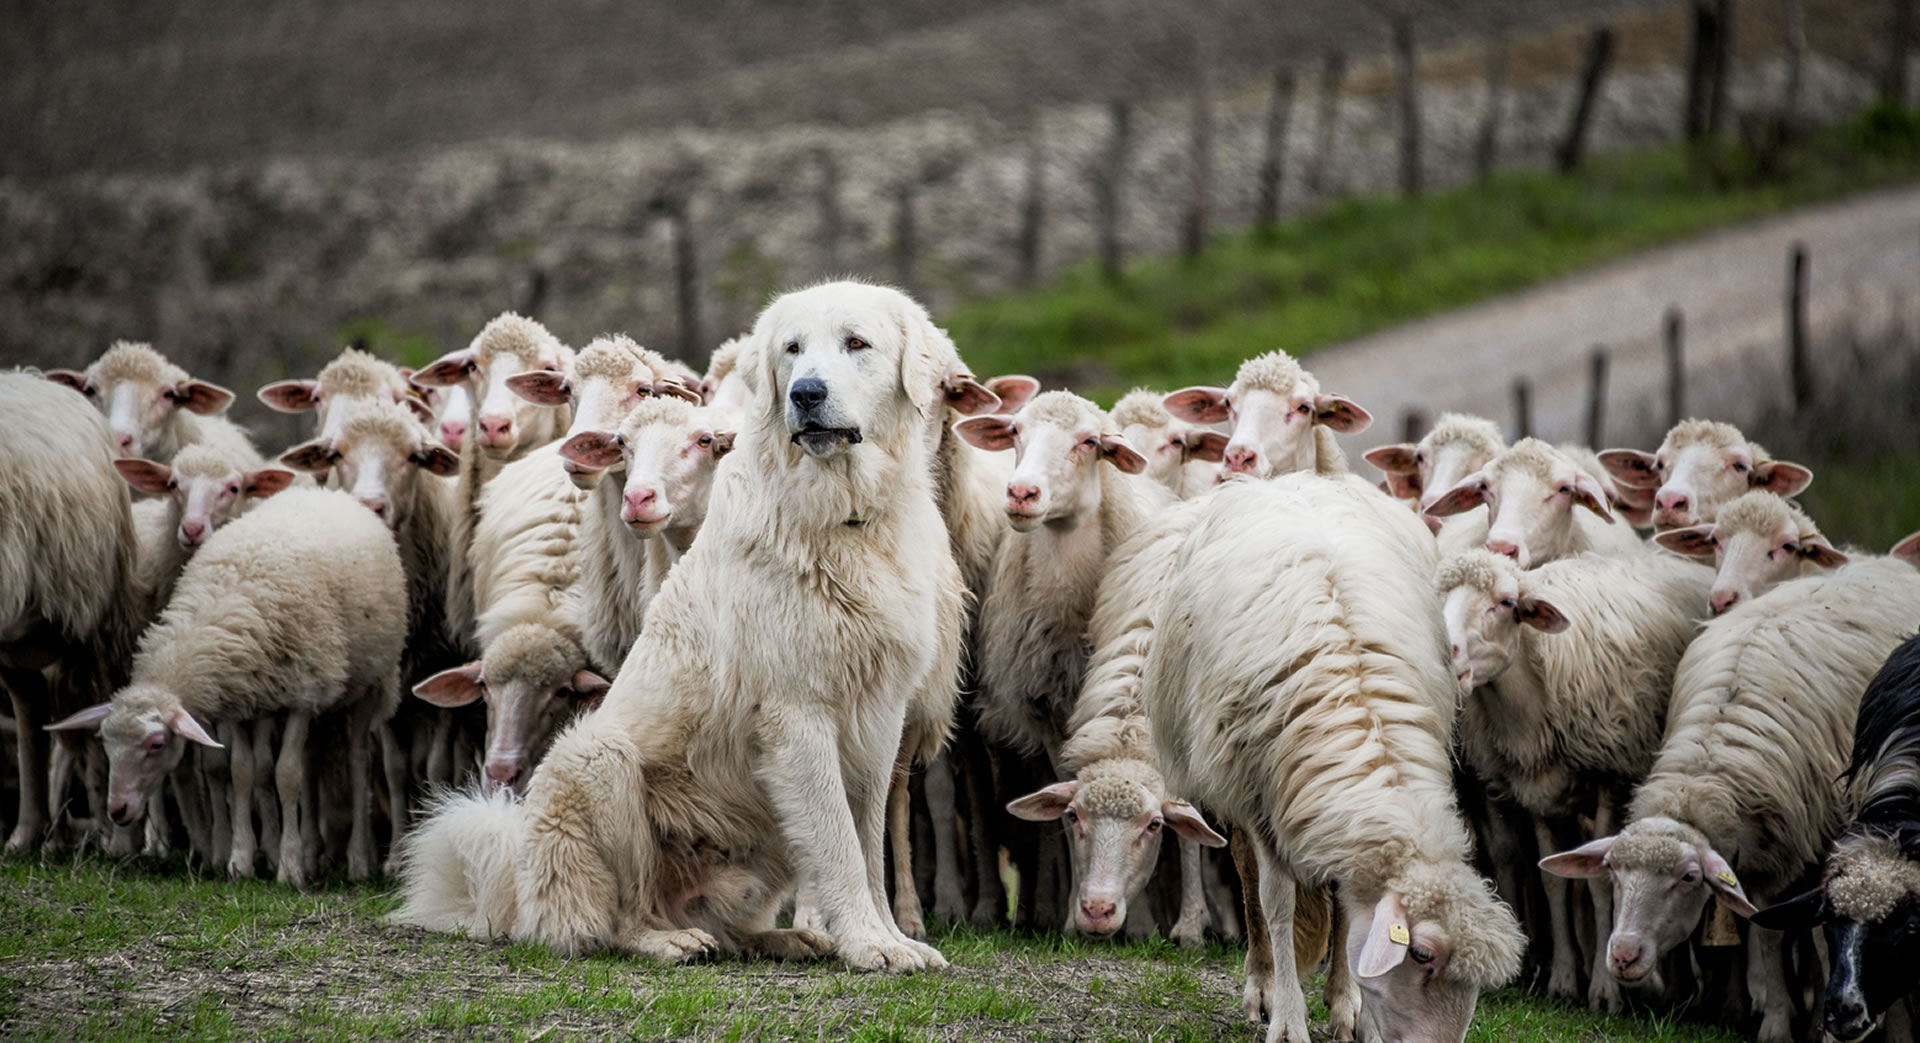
[82,383,98,398]
[1498,598,1516,610]
[1062,807,1078,823]
[785,341,800,355]
[635,383,653,397]
[1082,437,1098,448]
[226,483,240,495]
[1681,870,1700,883]
[1414,453,1424,465]
[146,736,166,753]
[1557,485,1573,496]
[1782,542,1799,554]
[697,435,713,449]
[1731,460,1750,473]
[1145,818,1163,833]
[1296,403,1311,414]
[165,478,178,491]
[845,336,869,352]
[1409,945,1435,965]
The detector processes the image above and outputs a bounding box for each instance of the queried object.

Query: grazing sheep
[1438,548,1711,1009]
[1162,350,1370,480]
[115,445,296,615]
[1653,490,1849,615]
[48,487,405,886]
[556,398,736,676]
[1110,389,1226,499]
[1363,411,1505,511]
[1755,633,1920,1043]
[1542,557,1920,1043]
[257,347,424,444]
[45,342,255,464]
[1426,438,1642,569]
[0,374,142,853]
[1144,475,1523,1043]
[394,280,966,972]
[1599,419,1813,530]
[505,335,700,490]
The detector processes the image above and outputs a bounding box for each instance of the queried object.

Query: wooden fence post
[816,150,843,275]
[1707,0,1733,136]
[1665,306,1686,428]
[1018,116,1045,288]
[1557,27,1616,173]
[1096,99,1132,281]
[1182,32,1214,260]
[669,200,702,366]
[1476,27,1509,178]
[893,182,918,299]
[1788,241,1813,412]
[1889,0,1915,104]
[1402,409,1427,443]
[1585,346,1610,448]
[1393,17,1422,197]
[519,266,549,321]
[1512,377,1533,440]
[1256,66,1295,233]
[1307,52,1346,197]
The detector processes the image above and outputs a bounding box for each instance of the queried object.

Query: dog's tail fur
[389,787,526,939]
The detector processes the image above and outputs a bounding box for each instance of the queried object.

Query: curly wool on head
[1392,860,1526,988]
[336,396,431,454]
[168,443,254,481]
[1711,490,1821,542]
[1110,389,1174,431]
[1423,413,1505,458]
[1074,757,1167,819]
[1230,349,1311,395]
[483,622,587,687]
[470,312,560,363]
[571,336,666,386]
[1018,390,1110,433]
[1435,549,1514,596]
[317,348,407,402]
[91,341,186,388]
[1828,833,1920,922]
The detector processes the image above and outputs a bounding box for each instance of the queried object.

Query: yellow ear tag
[1715,869,1739,888]
[1388,923,1410,946]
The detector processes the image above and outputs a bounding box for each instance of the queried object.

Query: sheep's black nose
[789,378,828,410]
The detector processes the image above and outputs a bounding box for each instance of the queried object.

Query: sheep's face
[1602,435,1812,530]
[759,282,938,460]
[1541,819,1756,988]
[279,401,458,524]
[1654,514,1844,616]
[1163,377,1368,480]
[413,654,608,795]
[414,328,569,460]
[1006,779,1224,938]
[46,689,220,827]
[1344,885,1518,1043]
[560,404,736,537]
[1365,437,1498,513]
[1119,417,1226,496]
[47,346,234,458]
[259,365,419,447]
[417,384,472,452]
[115,455,294,549]
[509,343,702,489]
[1439,574,1568,692]
[954,394,1144,532]
[1428,445,1613,570]
[1753,841,1920,1043]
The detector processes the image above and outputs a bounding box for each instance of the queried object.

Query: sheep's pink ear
[1099,433,1147,475]
[1570,472,1614,523]
[1363,444,1418,475]
[1313,394,1372,434]
[709,431,737,458]
[257,379,321,413]
[46,703,111,732]
[1751,460,1813,498]
[1425,473,1488,517]
[1006,781,1080,822]
[505,370,571,406]
[1421,513,1444,536]
[1611,484,1656,528]
[1355,892,1412,979]
[411,349,477,388]
[408,445,461,478]
[46,369,88,392]
[1892,530,1920,568]
[169,709,222,748]
[171,379,234,416]
[567,670,611,704]
[1160,801,1227,848]
[403,397,435,425]
[1599,448,1661,489]
[1799,537,1848,570]
[1540,835,1615,879]
[114,458,174,495]
[279,441,336,473]
[940,376,1002,418]
[1703,849,1757,917]
[1163,386,1230,424]
[1517,594,1570,634]
[560,431,625,470]
[953,415,1018,453]
[655,380,703,405]
[412,663,485,708]
[983,375,1039,414]
[1186,431,1228,463]
[1654,525,1718,559]
[243,468,297,498]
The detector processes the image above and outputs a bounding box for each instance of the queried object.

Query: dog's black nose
[789,377,828,410]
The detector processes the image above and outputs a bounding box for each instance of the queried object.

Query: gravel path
[1317,183,1920,458]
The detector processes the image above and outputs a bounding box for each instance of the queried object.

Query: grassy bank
[943,106,1920,401]
[0,856,1746,1042]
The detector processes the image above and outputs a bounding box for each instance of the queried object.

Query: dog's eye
[785,341,800,355]
[845,336,869,352]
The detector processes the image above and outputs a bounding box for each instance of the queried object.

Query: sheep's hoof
[1546,965,1580,1002]
[895,909,927,940]
[1170,920,1207,950]
[227,853,255,880]
[277,863,309,891]
[1587,975,1622,1013]
[3,826,40,856]
[1240,973,1273,1022]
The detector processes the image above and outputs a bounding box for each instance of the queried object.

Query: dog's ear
[897,302,947,419]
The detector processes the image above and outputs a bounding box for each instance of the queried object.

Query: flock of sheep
[4,277,1920,1043]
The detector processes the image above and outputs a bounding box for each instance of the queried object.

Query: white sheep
[257,346,426,444]
[410,623,608,794]
[1363,412,1505,511]
[46,341,256,464]
[1599,419,1813,530]
[1425,437,1643,569]
[1896,529,1920,569]
[0,373,142,854]
[1542,556,1920,1043]
[1145,475,1523,1043]
[394,280,966,973]
[504,334,701,490]
[1162,349,1370,479]
[1652,489,1849,615]
[417,382,473,451]
[1109,388,1226,499]
[114,445,296,616]
[48,487,405,886]
[1437,548,1712,1009]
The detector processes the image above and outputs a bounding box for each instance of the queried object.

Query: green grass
[0,856,1748,1041]
[942,105,1920,403]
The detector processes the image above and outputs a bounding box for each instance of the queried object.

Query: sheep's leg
[226,719,258,880]
[378,721,409,870]
[171,759,211,864]
[45,732,79,851]
[1170,834,1210,949]
[1233,827,1274,1022]
[1885,998,1914,1043]
[1586,795,1623,1013]
[348,702,378,880]
[1325,896,1361,1042]
[275,711,310,889]
[143,783,172,859]
[1536,816,1580,1000]
[201,743,232,867]
[886,756,926,940]
[1251,840,1310,1043]
[1204,845,1242,942]
[960,737,1005,926]
[2,670,52,854]
[256,718,281,873]
[300,760,321,881]
[923,750,967,926]
[1749,926,1792,1043]
[425,709,453,787]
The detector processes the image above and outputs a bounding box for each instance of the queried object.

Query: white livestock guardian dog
[393,280,966,972]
